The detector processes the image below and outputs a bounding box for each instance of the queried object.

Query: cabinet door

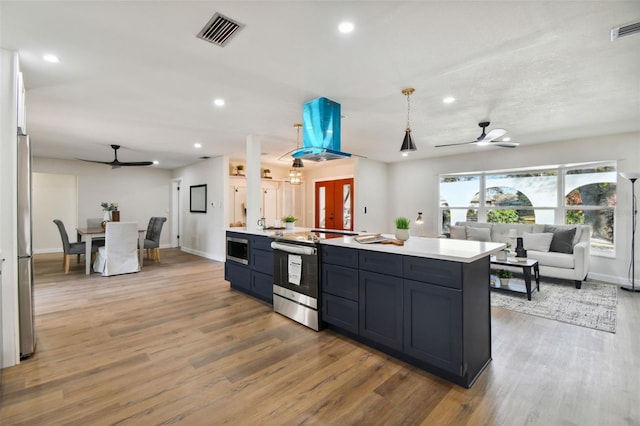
[359,271,403,351]
[322,264,358,301]
[251,271,274,304]
[225,261,250,292]
[322,293,358,334]
[251,248,273,275]
[403,279,462,374]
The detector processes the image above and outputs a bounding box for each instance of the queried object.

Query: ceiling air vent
[197,13,244,47]
[611,21,640,41]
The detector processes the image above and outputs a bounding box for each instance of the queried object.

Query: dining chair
[53,219,99,274]
[93,222,140,276]
[144,217,167,262]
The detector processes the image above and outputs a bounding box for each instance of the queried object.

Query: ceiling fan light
[400,130,416,152]
[476,140,491,146]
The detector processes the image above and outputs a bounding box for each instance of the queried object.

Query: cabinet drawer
[403,256,462,289]
[321,245,358,268]
[322,264,358,301]
[251,249,273,275]
[322,293,358,334]
[225,261,250,291]
[251,271,274,304]
[359,250,403,277]
[252,235,273,251]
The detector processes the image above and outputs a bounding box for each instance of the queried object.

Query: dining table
[76,227,146,275]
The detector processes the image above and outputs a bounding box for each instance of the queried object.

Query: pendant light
[400,87,417,154]
[289,123,303,185]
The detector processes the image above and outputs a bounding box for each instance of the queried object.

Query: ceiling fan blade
[77,158,116,165]
[493,141,520,148]
[117,161,154,166]
[483,128,507,142]
[434,141,476,148]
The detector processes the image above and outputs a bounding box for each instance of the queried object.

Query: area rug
[489,275,617,333]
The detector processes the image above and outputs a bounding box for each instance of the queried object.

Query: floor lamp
[620,172,640,292]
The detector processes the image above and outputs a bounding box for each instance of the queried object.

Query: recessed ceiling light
[443,96,456,104]
[338,21,354,34]
[152,160,159,165]
[194,143,202,148]
[213,98,225,107]
[43,54,59,63]
[502,137,511,142]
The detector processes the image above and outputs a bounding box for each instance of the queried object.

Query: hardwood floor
[1,249,639,425]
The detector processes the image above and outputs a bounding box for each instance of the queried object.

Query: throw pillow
[466,226,491,242]
[544,226,577,254]
[522,232,554,252]
[449,225,466,240]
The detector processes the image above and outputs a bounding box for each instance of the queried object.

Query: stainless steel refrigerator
[17,132,36,358]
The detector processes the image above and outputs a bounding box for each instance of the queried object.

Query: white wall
[388,131,640,283]
[33,173,77,253]
[32,158,173,251]
[173,156,228,261]
[355,158,389,233]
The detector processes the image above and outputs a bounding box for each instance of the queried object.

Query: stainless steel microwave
[226,236,249,264]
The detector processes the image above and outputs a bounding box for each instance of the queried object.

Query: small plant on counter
[395,217,411,229]
[282,215,297,223]
[496,269,513,279]
[235,164,245,175]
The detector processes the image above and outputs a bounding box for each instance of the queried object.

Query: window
[439,162,616,256]
[564,166,616,253]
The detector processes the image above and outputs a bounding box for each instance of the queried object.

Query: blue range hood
[292,97,352,161]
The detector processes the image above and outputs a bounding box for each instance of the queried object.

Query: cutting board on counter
[354,233,404,246]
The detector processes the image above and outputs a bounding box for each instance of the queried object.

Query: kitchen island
[225,228,504,387]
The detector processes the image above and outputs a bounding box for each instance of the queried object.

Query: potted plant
[235,164,245,176]
[395,217,411,241]
[262,168,271,179]
[282,215,297,230]
[496,269,513,287]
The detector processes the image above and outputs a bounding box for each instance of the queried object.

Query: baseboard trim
[587,272,628,285]
[180,247,224,262]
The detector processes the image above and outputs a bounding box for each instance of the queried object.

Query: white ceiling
[2,1,639,170]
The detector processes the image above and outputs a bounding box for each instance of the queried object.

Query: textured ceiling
[2,1,639,170]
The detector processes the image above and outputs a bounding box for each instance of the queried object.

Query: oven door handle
[271,242,317,256]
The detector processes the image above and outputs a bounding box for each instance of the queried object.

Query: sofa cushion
[523,232,554,252]
[466,226,491,242]
[544,225,579,253]
[528,250,575,269]
[449,225,466,240]
[544,225,582,245]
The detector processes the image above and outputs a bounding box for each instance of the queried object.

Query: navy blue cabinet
[320,244,491,388]
[225,232,273,304]
[321,247,359,331]
[404,279,462,374]
[359,270,403,351]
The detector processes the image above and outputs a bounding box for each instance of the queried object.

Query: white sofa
[451,222,591,289]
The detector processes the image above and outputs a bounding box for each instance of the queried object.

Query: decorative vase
[285,222,294,230]
[499,278,510,287]
[395,228,410,241]
[496,250,508,261]
[515,237,527,259]
[111,210,120,222]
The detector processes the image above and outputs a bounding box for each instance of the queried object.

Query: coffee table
[490,256,540,300]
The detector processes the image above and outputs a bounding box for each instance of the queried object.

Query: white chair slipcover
[93,222,140,276]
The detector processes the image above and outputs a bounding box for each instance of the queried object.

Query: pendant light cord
[406,92,411,131]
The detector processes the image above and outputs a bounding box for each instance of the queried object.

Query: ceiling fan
[78,145,154,169]
[435,122,519,148]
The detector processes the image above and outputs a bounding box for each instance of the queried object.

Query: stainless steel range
[271,230,355,331]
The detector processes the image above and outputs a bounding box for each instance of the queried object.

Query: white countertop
[320,234,504,263]
[227,227,505,263]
